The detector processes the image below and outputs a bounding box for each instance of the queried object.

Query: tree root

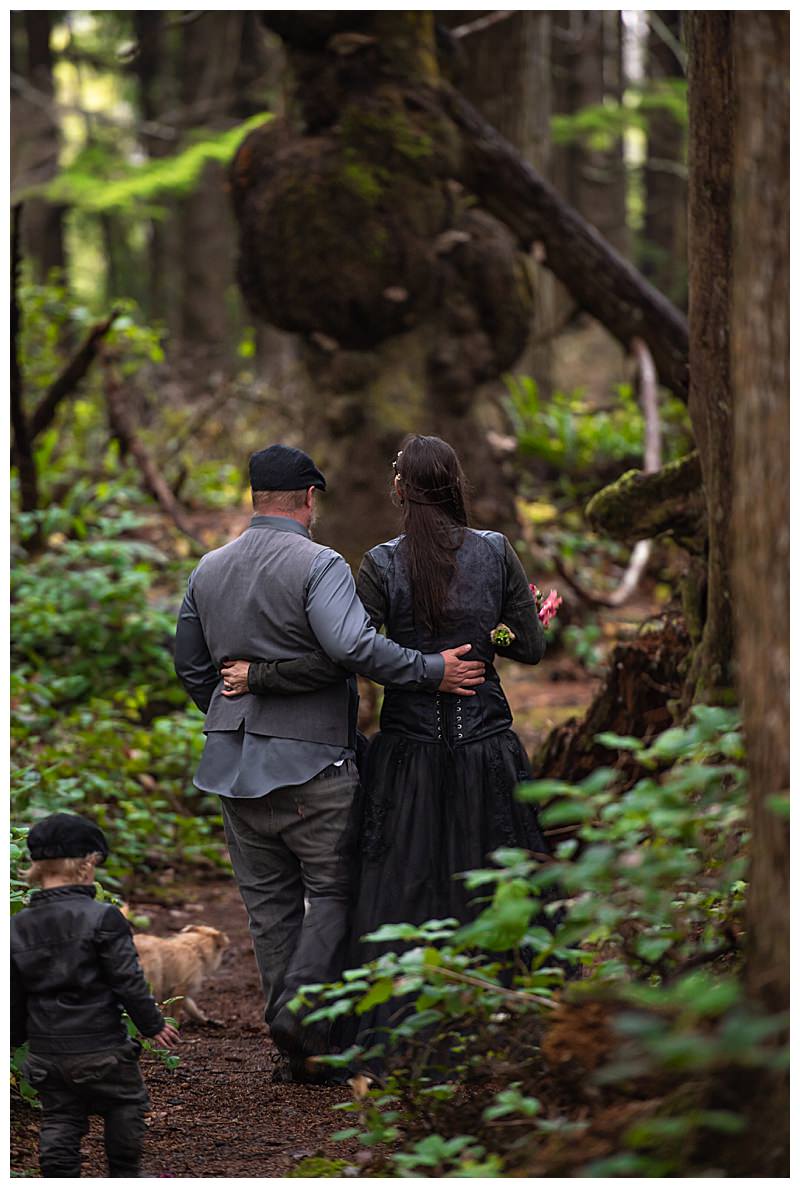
[530,614,691,785]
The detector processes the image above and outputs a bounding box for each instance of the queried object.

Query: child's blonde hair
[23,852,103,887]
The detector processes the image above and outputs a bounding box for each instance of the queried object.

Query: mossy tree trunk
[232,12,690,563]
[232,13,533,562]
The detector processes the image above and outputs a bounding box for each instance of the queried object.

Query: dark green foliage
[505,375,693,485]
[552,80,689,151]
[292,709,783,1177]
[21,115,271,218]
[11,286,227,885]
[11,517,223,883]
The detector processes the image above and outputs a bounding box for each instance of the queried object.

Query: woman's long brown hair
[394,434,469,633]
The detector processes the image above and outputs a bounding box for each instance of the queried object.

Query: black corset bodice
[367,529,514,746]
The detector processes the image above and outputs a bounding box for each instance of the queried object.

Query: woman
[222,436,550,1045]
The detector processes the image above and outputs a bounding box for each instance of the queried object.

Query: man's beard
[308,506,319,537]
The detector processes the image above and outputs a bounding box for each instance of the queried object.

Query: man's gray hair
[252,489,307,513]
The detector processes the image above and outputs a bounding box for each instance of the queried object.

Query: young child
[10,812,179,1178]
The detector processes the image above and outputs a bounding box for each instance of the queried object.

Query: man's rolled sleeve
[306,552,444,689]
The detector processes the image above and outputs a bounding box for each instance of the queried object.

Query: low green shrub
[295,707,784,1177]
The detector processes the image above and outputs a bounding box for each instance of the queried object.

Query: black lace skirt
[334,729,550,1062]
[346,728,548,961]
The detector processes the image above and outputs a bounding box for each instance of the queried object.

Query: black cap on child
[249,444,327,493]
[27,813,109,863]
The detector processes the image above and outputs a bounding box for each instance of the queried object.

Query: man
[174,444,484,1081]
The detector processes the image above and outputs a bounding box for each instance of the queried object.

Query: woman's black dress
[341,528,550,1048]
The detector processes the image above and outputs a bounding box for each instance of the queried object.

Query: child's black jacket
[11,885,164,1054]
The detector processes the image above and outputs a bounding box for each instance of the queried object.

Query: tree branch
[603,338,662,607]
[102,350,204,548]
[440,85,689,400]
[450,12,514,40]
[585,451,706,554]
[28,312,119,441]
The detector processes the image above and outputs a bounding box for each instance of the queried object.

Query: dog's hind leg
[183,996,208,1023]
[183,996,223,1027]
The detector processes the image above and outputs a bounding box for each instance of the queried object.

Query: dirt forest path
[11,878,359,1178]
[11,659,605,1177]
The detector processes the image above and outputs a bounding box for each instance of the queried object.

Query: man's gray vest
[190,522,351,746]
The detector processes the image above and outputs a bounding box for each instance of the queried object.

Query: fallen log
[584,452,705,555]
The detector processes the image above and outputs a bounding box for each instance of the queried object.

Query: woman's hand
[220,660,251,696]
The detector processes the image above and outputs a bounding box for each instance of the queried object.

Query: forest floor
[10,629,638,1177]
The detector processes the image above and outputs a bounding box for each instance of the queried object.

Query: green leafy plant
[293,708,782,1177]
[505,376,692,483]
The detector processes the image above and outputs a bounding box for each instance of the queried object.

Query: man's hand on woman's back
[438,644,485,696]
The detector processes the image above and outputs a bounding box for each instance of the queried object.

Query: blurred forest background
[10,10,788,1179]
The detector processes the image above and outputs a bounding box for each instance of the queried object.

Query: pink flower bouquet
[490,584,562,647]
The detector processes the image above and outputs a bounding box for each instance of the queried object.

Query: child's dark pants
[24,1044,149,1178]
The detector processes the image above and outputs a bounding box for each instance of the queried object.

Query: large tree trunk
[232,12,690,560]
[642,12,687,308]
[724,16,789,1176]
[731,9,789,1028]
[550,12,628,257]
[683,14,734,702]
[132,11,177,326]
[14,13,66,283]
[233,13,535,561]
[178,14,245,367]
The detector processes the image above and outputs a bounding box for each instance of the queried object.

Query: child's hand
[151,1023,180,1049]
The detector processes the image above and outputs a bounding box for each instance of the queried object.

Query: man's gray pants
[220,759,359,1057]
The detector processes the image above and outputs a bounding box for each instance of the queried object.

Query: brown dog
[133,925,230,1024]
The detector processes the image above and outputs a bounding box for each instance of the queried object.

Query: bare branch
[604,338,662,607]
[28,312,119,441]
[440,84,690,400]
[102,351,204,548]
[647,12,688,75]
[450,11,514,40]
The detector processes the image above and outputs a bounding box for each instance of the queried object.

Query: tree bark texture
[442,10,557,394]
[233,13,536,559]
[643,12,687,307]
[10,207,40,524]
[232,12,690,559]
[585,451,704,554]
[13,13,66,283]
[683,14,735,703]
[730,13,789,1024]
[132,11,174,325]
[440,86,689,400]
[549,11,628,257]
[530,615,691,786]
[178,13,245,361]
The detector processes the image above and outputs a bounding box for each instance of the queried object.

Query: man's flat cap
[249,444,327,493]
[27,813,109,863]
